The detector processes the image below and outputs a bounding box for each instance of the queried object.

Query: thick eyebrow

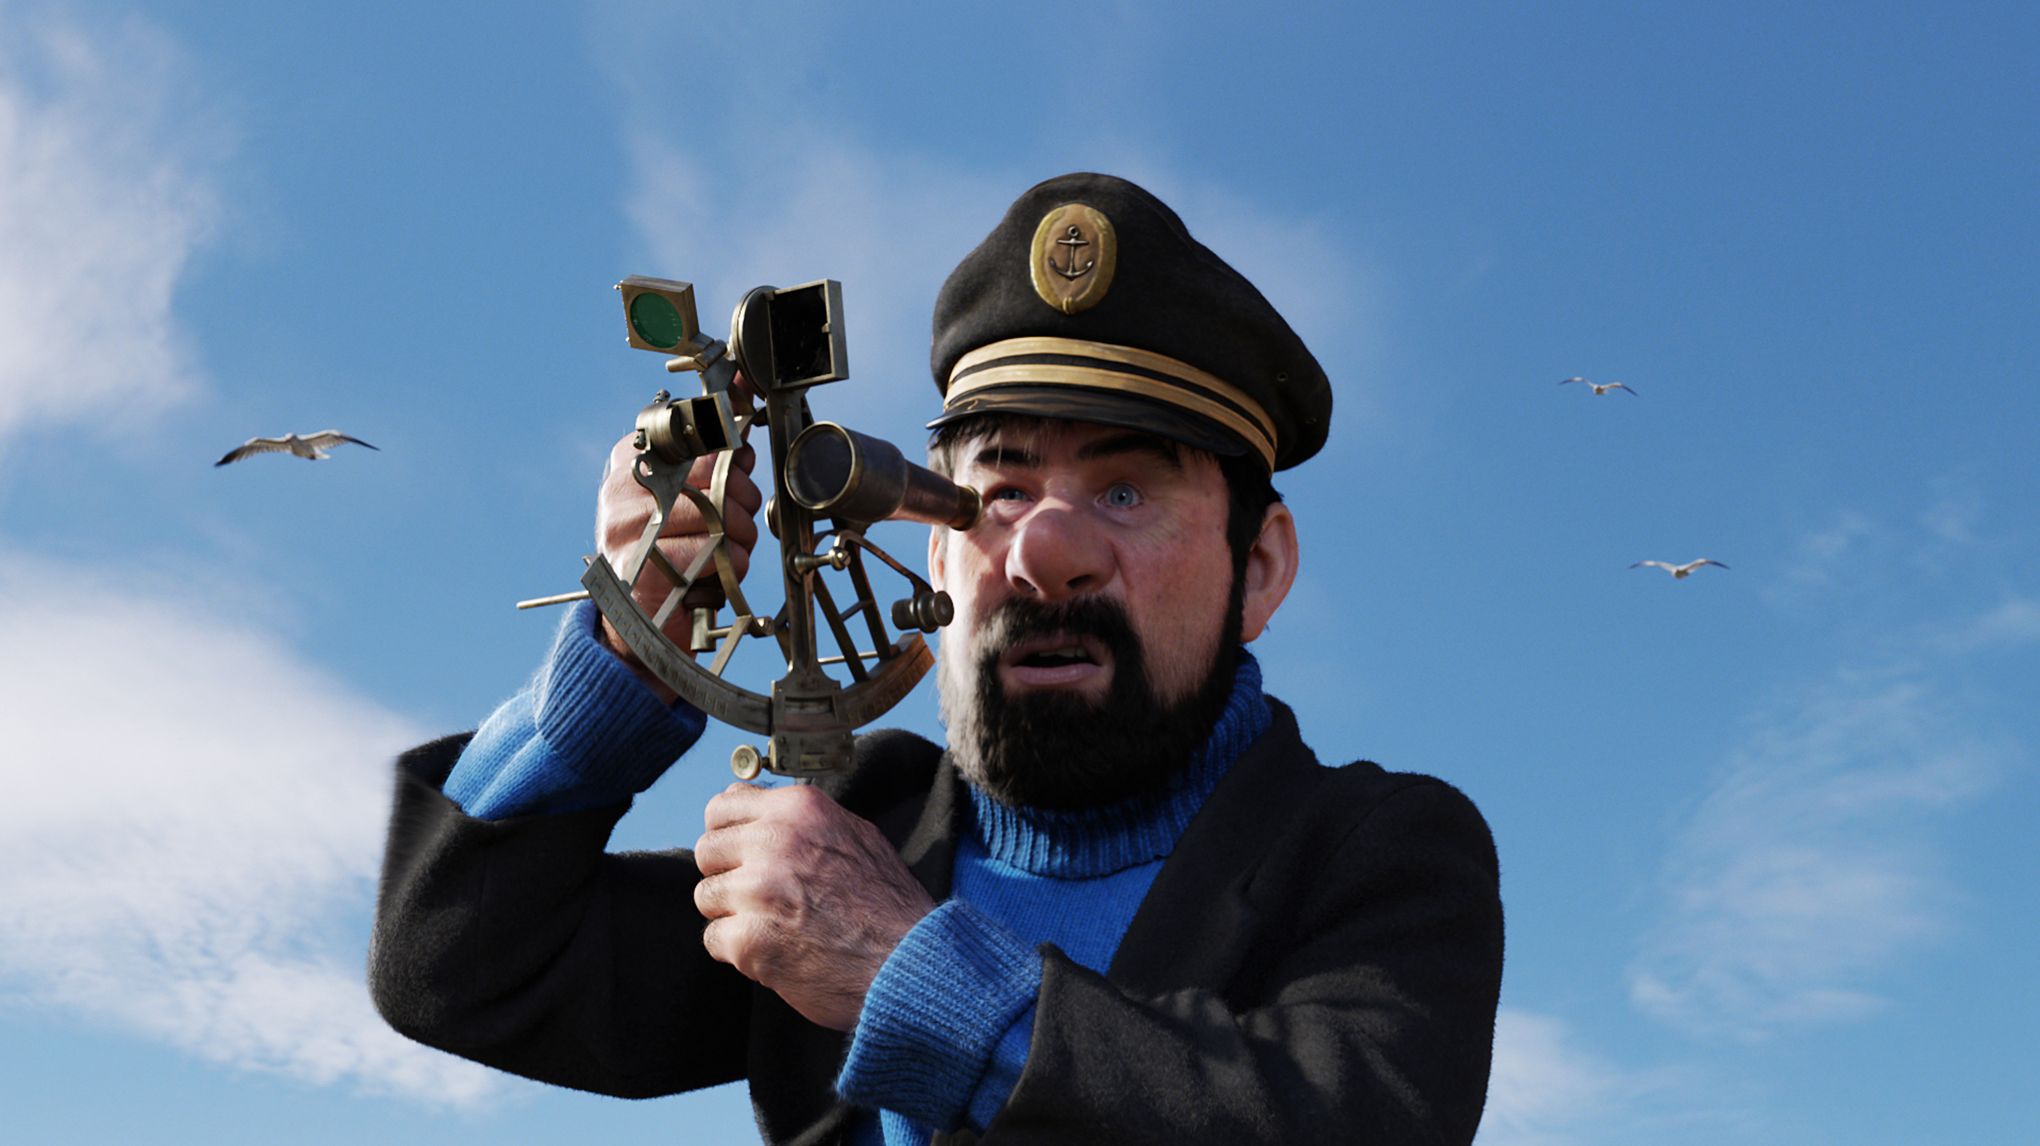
[970,443,1040,471]
[968,431,1183,473]
[1076,431,1184,471]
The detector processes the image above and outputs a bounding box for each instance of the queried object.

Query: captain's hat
[928,172,1331,471]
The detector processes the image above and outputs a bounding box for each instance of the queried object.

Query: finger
[596,440,757,537]
[701,914,732,968]
[636,453,763,589]
[701,914,772,981]
[656,446,761,535]
[648,532,751,594]
[603,446,758,538]
[693,871,734,918]
[703,781,770,833]
[692,818,754,877]
[731,370,759,403]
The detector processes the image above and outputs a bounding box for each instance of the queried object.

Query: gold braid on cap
[946,336,1278,469]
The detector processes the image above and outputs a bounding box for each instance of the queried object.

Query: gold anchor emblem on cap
[1030,203,1116,314]
[1050,225,1093,279]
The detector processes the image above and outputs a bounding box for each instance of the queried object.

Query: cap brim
[926,384,1250,460]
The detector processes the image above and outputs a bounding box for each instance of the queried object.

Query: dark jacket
[369,698,1503,1144]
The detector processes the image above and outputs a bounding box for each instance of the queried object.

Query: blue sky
[2,2,2035,1142]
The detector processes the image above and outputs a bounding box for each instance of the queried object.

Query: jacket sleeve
[979,779,1503,1146]
[367,734,753,1098]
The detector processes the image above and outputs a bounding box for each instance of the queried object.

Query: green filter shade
[629,291,688,349]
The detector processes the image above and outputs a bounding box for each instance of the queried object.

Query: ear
[928,525,949,593]
[1238,502,1299,644]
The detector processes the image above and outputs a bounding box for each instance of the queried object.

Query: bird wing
[1630,560,1669,572]
[1559,377,1587,385]
[215,437,292,466]
[1611,383,1637,395]
[303,430,379,451]
[1693,559,1729,571]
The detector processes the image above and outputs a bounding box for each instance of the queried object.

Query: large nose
[1005,498,1112,600]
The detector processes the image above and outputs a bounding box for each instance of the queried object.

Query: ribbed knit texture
[442,599,706,818]
[841,653,1270,1143]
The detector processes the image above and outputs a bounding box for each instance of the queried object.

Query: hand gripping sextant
[519,277,979,780]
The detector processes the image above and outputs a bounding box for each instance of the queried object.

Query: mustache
[979,595,1141,661]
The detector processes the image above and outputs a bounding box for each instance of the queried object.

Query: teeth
[1017,643,1092,666]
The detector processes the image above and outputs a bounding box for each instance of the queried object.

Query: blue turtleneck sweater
[441,600,1271,1142]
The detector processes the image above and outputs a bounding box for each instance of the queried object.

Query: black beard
[942,584,1245,810]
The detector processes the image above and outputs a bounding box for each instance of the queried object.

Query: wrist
[596,613,680,705]
[836,900,1042,1132]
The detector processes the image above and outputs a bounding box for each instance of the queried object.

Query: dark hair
[927,413,1283,577]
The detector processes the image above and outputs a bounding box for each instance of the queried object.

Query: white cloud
[1476,1008,1624,1146]
[1628,674,2007,1040]
[1919,483,1982,548]
[1475,1008,1738,1146]
[1941,595,2040,652]
[0,551,500,1106]
[0,6,222,443]
[1767,509,1887,603]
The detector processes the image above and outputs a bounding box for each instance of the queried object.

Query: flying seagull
[1630,558,1729,579]
[216,430,379,466]
[1559,376,1637,396]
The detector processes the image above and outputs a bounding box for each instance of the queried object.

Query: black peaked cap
[928,172,1330,472]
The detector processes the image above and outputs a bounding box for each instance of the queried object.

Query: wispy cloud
[1766,467,2011,612]
[1477,1008,1741,1146]
[0,6,224,444]
[1628,671,2009,1040]
[1938,594,2040,653]
[1767,509,1888,602]
[1918,474,1984,549]
[0,552,499,1105]
[1476,1008,1626,1146]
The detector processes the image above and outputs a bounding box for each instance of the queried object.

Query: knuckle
[750,820,787,856]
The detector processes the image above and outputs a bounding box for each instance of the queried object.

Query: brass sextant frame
[520,276,979,779]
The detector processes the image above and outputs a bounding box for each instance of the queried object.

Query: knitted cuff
[444,601,704,818]
[531,599,705,792]
[837,899,1043,1132]
[965,1004,1035,1132]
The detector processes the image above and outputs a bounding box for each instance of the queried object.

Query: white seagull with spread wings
[1630,558,1729,579]
[1559,376,1637,396]
[216,430,380,466]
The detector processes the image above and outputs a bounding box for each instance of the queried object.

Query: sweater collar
[965,650,1271,877]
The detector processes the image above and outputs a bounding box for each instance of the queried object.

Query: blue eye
[1104,482,1141,509]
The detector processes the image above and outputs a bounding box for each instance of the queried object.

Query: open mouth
[1015,644,1096,669]
[1000,634,1111,689]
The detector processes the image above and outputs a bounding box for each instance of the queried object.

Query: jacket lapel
[896,756,968,901]
[1106,698,1325,995]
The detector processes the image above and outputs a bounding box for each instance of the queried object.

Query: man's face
[929,419,1244,807]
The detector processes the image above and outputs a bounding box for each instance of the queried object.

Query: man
[370,173,1503,1144]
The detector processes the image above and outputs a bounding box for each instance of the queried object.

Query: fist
[693,782,934,1031]
[593,429,762,701]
